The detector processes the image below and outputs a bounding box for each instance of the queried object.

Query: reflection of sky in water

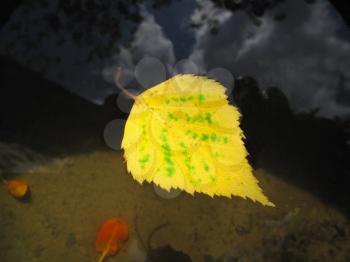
[0,0,349,117]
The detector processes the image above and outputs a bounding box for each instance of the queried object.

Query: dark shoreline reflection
[232,76,350,216]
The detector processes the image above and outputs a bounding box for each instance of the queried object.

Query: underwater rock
[146,245,192,262]
[134,217,192,262]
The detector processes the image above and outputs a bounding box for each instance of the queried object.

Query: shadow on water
[232,76,350,217]
[0,55,124,158]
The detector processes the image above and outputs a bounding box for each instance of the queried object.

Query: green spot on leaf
[166,166,175,177]
[164,156,173,165]
[185,113,191,122]
[198,94,205,103]
[201,133,209,141]
[167,112,178,121]
[191,114,204,123]
[162,143,171,151]
[160,134,167,142]
[180,97,187,102]
[204,112,212,125]
[139,154,150,168]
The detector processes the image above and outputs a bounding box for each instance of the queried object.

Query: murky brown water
[1,148,349,261]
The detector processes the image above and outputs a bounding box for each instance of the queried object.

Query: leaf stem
[114,67,136,100]
[97,248,109,262]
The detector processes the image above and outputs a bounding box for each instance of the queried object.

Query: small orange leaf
[6,179,29,198]
[96,218,128,262]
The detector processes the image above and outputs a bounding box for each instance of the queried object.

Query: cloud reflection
[189,0,350,117]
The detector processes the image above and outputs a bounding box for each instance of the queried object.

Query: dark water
[0,0,350,261]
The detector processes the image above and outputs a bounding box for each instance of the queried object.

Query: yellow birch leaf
[121,74,274,206]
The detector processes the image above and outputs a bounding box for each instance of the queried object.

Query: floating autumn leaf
[3,178,29,199]
[96,218,129,262]
[120,74,274,206]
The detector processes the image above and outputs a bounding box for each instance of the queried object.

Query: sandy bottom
[1,149,350,262]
